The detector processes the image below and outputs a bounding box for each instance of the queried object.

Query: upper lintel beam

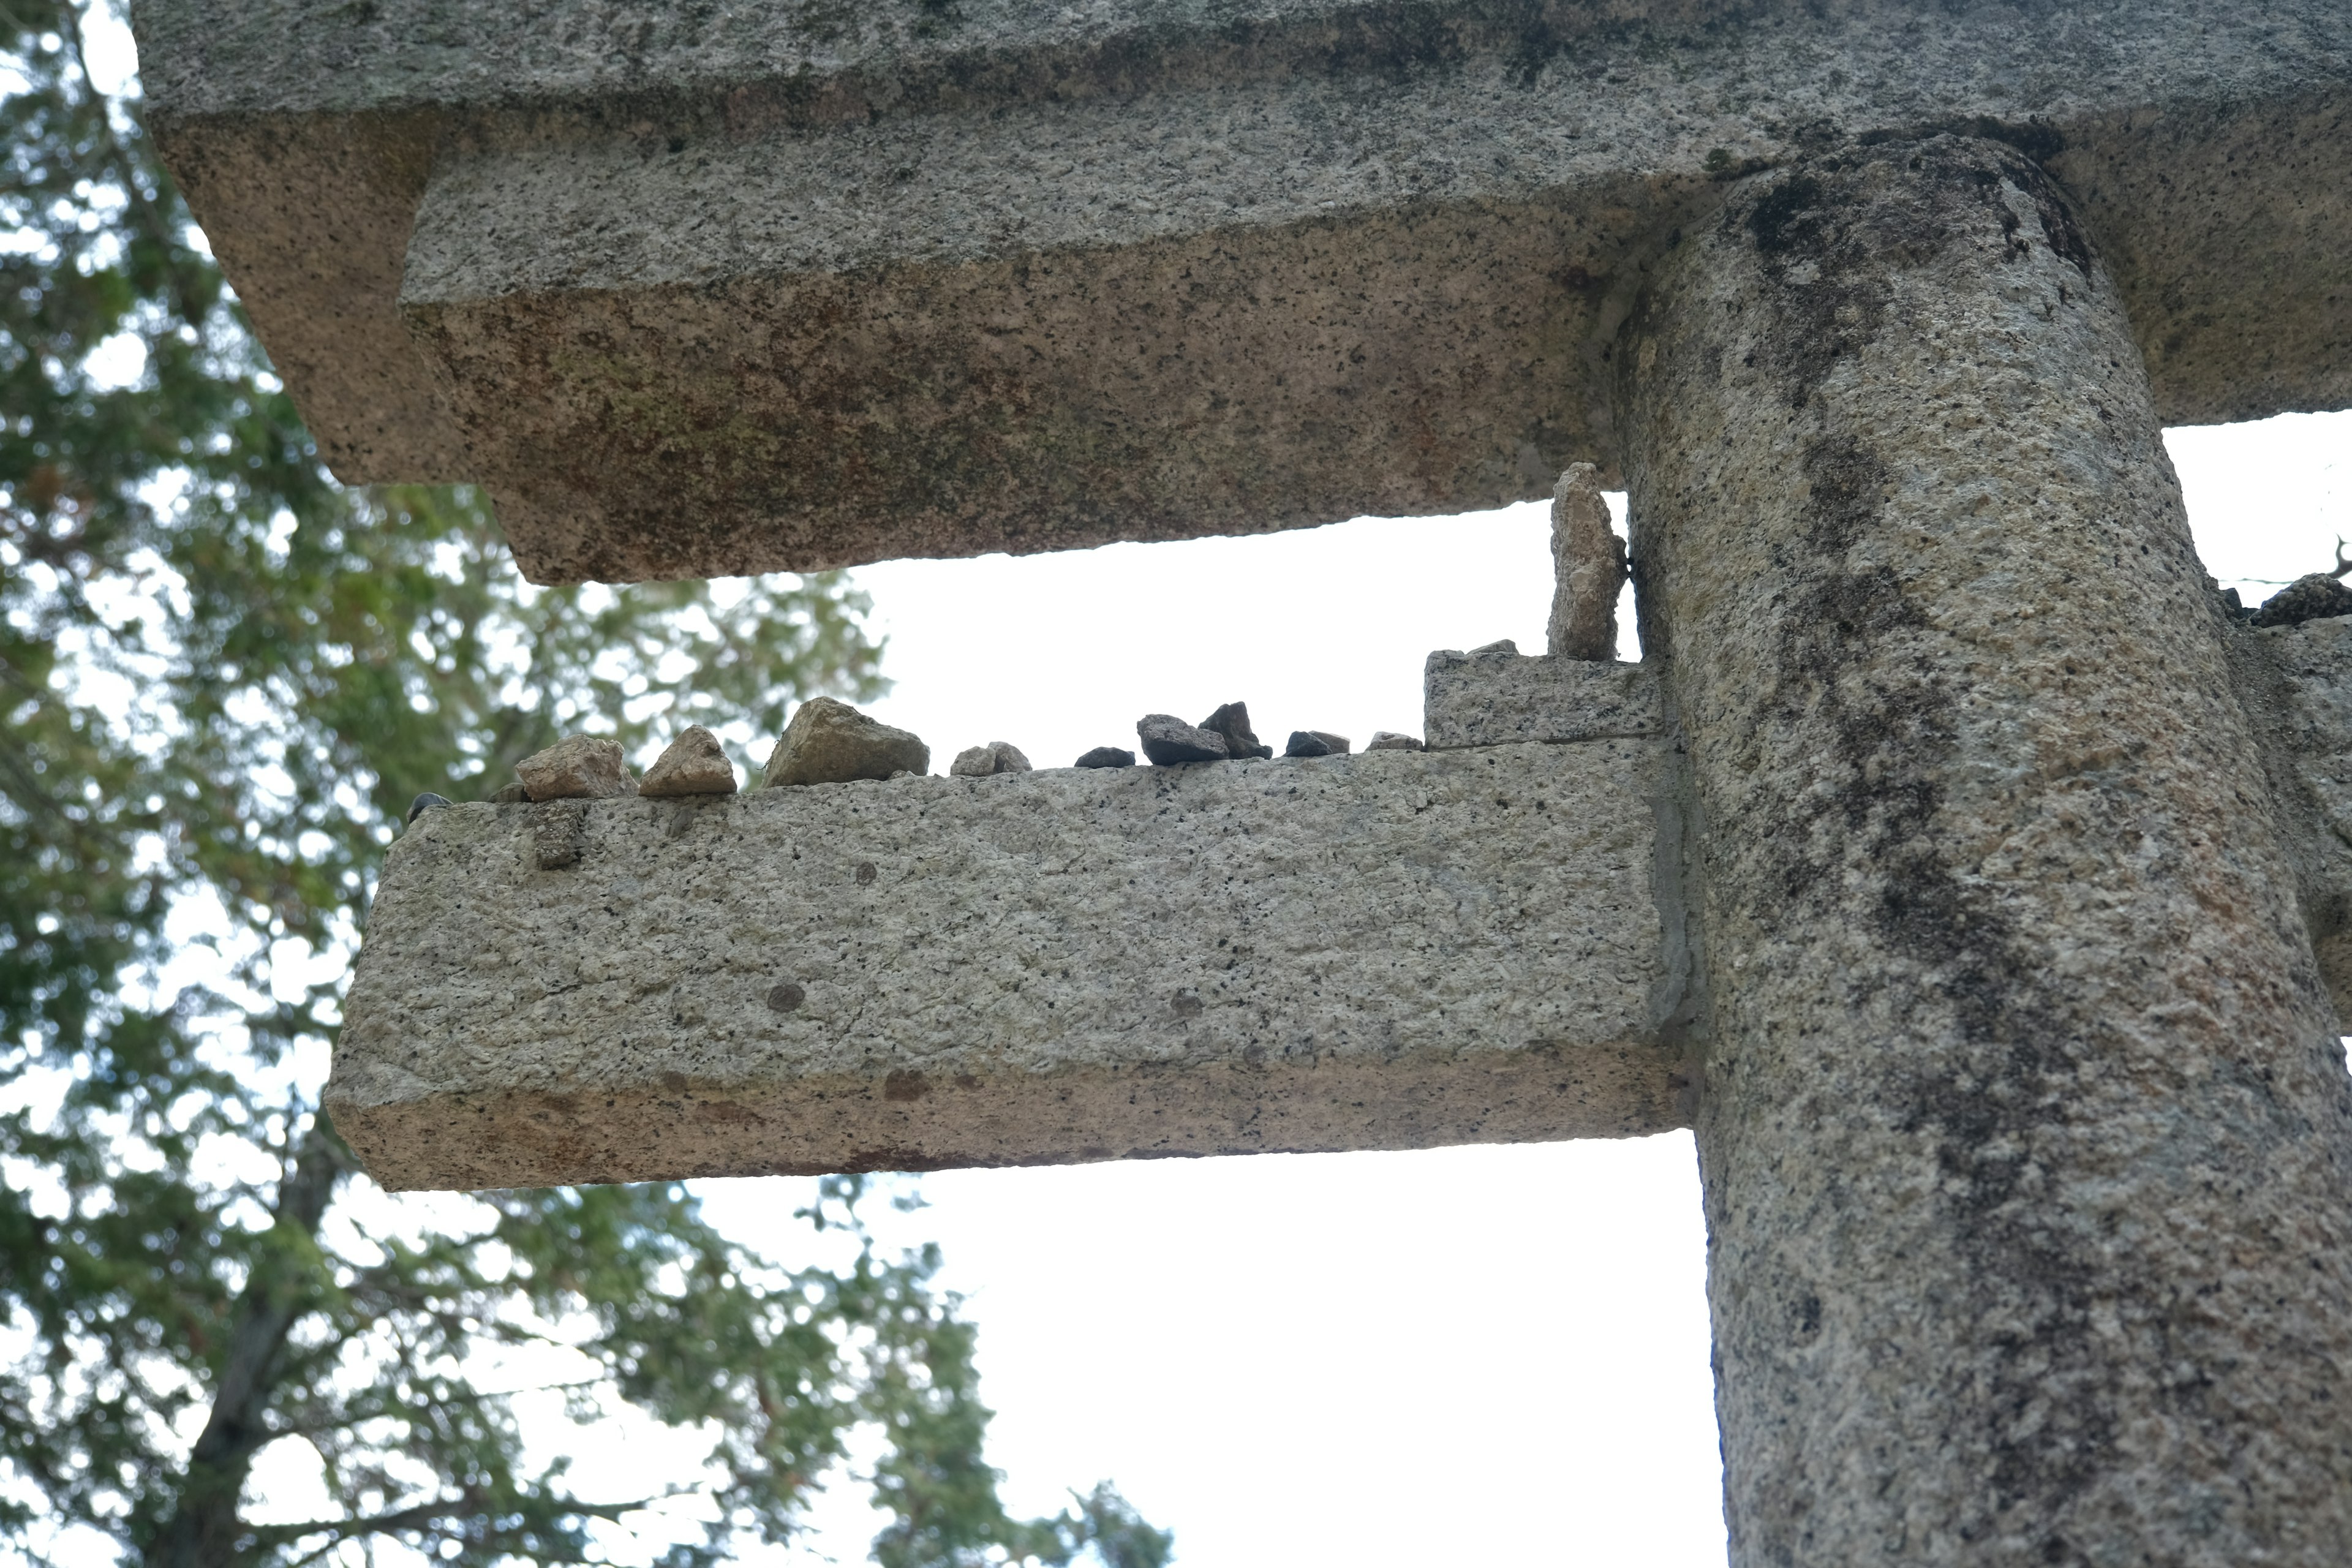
[140,0,2352,581]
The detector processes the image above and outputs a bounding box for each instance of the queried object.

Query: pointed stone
[765,698,928,786]
[516,734,635,801]
[640,725,739,797]
[1201,701,1273,760]
[1547,462,1627,662]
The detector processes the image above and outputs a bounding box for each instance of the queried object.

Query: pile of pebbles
[1112,701,1416,767]
[405,696,1422,826]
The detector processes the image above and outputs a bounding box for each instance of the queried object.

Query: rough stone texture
[330,741,1679,1188]
[1620,137,2352,1566]
[2223,612,2352,1026]
[764,698,928,786]
[1074,746,1135,769]
[488,782,528,805]
[1365,732,1423,752]
[1547,463,1626,661]
[516,734,633,801]
[1136,714,1228,766]
[639,725,738,797]
[1200,703,1273,761]
[949,741,1033,777]
[2252,572,2352,628]
[137,0,2352,582]
[1425,650,1659,750]
[532,799,590,872]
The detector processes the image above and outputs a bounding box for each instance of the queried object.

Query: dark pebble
[1137,714,1230,765]
[1200,701,1273,760]
[406,792,453,824]
[1076,746,1137,769]
[2251,573,2352,628]
[1284,731,1354,758]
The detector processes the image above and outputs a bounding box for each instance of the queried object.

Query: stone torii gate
[140,1,2352,1561]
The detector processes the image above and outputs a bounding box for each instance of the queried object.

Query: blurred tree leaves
[0,5,1169,1565]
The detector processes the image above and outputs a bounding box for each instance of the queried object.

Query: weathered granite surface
[137,0,2352,581]
[1424,650,1657,748]
[331,741,1677,1189]
[2226,612,2352,1027]
[1623,135,2352,1566]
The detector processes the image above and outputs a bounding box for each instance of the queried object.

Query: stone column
[1619,135,2352,1564]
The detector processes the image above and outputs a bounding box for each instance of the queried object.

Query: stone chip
[949,741,1033,777]
[516,734,635,801]
[1076,746,1136,769]
[1367,731,1426,752]
[765,697,929,786]
[639,725,739,797]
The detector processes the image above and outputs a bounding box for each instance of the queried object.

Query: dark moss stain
[1738,135,2092,415]
[2022,167,2095,279]
[1719,141,2135,1551]
[1745,173,1824,257]
[1738,168,1893,410]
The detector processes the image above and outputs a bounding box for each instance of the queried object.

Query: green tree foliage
[0,4,1173,1565]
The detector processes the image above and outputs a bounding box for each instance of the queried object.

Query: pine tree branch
[247,1487,662,1564]
[142,1124,349,1568]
